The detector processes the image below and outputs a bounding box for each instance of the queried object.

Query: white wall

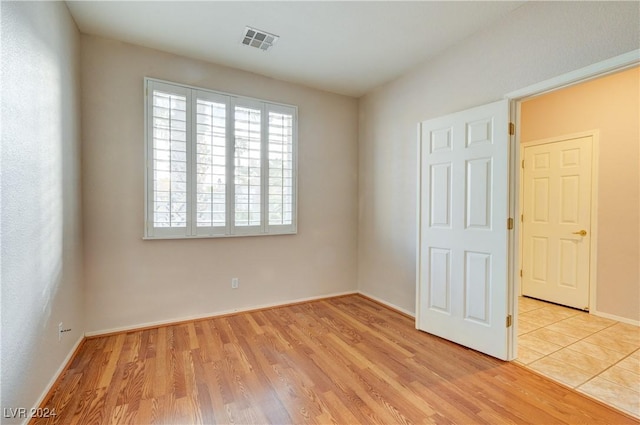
[81,36,359,333]
[358,1,640,315]
[1,2,84,421]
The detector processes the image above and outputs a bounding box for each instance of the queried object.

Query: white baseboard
[85,290,359,337]
[358,291,416,318]
[25,335,84,425]
[592,310,640,327]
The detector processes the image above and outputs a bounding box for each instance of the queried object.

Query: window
[144,79,297,239]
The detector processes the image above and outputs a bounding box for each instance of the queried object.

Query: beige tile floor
[516,296,640,418]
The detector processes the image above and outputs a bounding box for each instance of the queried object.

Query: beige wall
[520,67,640,321]
[358,1,640,315]
[81,36,359,333]
[1,2,84,420]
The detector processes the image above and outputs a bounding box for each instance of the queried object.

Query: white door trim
[519,131,599,313]
[505,49,639,358]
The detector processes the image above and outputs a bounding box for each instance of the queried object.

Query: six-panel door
[521,135,593,310]
[417,99,511,360]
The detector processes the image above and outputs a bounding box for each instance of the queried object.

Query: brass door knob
[572,230,587,236]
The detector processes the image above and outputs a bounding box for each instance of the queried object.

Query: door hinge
[509,122,515,136]
[519,269,523,277]
[507,217,514,230]
[521,159,524,169]
[521,214,523,222]
[506,315,513,328]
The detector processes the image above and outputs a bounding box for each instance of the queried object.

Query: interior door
[521,135,593,310]
[417,99,512,361]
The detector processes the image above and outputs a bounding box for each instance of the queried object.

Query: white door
[521,135,593,310]
[417,99,512,360]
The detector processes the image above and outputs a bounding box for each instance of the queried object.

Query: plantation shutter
[146,81,191,238]
[144,78,297,239]
[267,105,296,232]
[233,101,263,234]
[194,92,229,236]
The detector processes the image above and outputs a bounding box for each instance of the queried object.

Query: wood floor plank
[151,327,167,400]
[33,295,638,424]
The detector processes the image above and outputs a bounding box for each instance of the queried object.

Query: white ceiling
[66,1,525,97]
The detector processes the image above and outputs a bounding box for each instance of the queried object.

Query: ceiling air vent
[241,26,279,51]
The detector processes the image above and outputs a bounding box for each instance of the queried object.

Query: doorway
[513,63,639,323]
[509,56,639,418]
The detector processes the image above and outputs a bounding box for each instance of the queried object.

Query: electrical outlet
[58,322,71,341]
[231,278,239,289]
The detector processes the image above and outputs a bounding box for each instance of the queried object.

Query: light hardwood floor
[33,295,637,424]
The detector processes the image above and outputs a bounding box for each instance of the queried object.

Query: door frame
[505,50,639,356]
[519,131,599,312]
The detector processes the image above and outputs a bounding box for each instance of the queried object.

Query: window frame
[144,78,298,239]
